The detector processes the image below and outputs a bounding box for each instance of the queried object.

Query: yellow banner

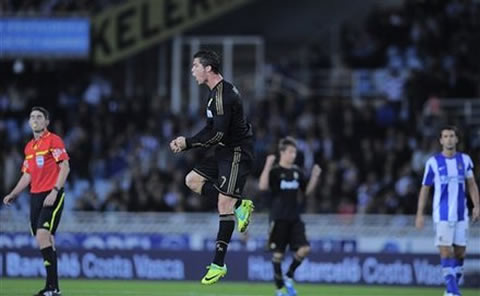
[93,0,251,65]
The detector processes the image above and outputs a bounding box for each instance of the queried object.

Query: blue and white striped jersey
[422,153,474,222]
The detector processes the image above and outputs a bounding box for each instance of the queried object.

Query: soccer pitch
[1,279,479,296]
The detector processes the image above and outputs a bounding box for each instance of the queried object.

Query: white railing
[264,69,352,98]
[2,211,479,238]
[439,98,480,126]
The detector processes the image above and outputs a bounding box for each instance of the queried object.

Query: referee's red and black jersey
[22,131,69,193]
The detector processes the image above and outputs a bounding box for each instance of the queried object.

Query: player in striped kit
[416,126,479,296]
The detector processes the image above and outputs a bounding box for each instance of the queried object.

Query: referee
[3,107,70,296]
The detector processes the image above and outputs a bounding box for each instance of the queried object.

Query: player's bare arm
[43,160,70,207]
[466,177,480,222]
[415,185,431,229]
[3,173,32,206]
[305,164,321,196]
[259,155,276,191]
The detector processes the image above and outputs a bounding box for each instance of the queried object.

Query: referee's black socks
[40,246,58,289]
[53,250,59,289]
[213,214,235,266]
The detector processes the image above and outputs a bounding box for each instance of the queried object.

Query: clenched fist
[311,164,322,178]
[265,154,276,166]
[169,136,187,153]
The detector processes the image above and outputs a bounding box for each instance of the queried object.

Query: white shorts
[435,221,468,247]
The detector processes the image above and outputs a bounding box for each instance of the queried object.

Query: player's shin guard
[286,254,304,279]
[213,214,235,266]
[201,182,218,199]
[441,258,460,295]
[272,256,284,289]
[453,258,464,285]
[40,246,55,289]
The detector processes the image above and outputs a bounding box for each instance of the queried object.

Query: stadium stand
[1,0,479,217]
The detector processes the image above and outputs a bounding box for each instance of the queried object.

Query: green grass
[0,279,479,296]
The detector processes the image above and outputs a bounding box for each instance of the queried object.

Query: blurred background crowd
[1,0,479,216]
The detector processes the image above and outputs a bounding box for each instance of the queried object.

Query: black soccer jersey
[269,164,307,221]
[186,80,253,149]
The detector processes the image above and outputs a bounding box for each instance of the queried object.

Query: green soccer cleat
[234,199,254,233]
[201,263,227,285]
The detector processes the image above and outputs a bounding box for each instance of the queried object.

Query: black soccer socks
[40,246,57,289]
[272,258,284,289]
[286,254,304,278]
[53,250,59,289]
[213,214,235,266]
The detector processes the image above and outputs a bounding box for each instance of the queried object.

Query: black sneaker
[38,289,62,296]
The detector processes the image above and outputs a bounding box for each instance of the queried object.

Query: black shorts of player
[268,219,309,253]
[30,189,65,236]
[193,144,253,199]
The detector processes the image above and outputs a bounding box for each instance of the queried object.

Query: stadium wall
[1,248,479,287]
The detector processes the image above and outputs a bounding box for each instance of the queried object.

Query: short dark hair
[30,106,50,120]
[278,136,297,152]
[194,50,221,74]
[439,125,459,139]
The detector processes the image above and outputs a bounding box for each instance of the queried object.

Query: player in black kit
[259,137,321,296]
[170,50,254,285]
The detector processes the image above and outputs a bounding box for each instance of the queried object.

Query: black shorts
[193,144,253,198]
[30,189,65,236]
[268,220,309,253]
